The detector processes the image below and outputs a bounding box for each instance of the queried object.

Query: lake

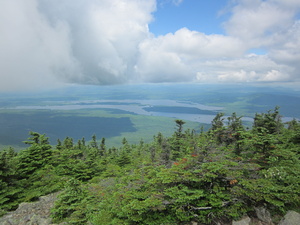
[11,99,224,123]
[1,83,299,148]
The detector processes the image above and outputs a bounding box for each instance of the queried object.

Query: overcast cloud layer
[0,0,300,91]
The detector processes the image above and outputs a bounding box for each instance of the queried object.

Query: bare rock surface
[232,216,251,225]
[0,192,59,225]
[1,195,299,225]
[254,207,274,225]
[278,210,300,225]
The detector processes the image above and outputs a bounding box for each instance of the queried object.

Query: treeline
[0,107,299,224]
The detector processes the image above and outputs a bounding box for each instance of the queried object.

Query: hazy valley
[1,83,299,148]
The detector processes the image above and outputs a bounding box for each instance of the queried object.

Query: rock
[232,216,251,225]
[254,207,273,224]
[0,192,59,225]
[278,210,300,225]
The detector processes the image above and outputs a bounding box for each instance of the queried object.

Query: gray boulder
[254,207,273,224]
[278,211,300,225]
[232,216,251,225]
[0,192,59,225]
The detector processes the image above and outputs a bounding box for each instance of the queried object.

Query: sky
[0,0,300,91]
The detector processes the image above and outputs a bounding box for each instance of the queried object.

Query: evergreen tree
[161,140,171,166]
[100,137,106,156]
[150,146,156,163]
[155,132,163,146]
[51,178,88,224]
[210,112,225,144]
[1,107,300,224]
[122,137,128,145]
[63,136,74,149]
[117,150,131,167]
[90,134,98,149]
[56,139,62,150]
[227,112,244,132]
[211,112,225,131]
[225,112,245,151]
[17,132,53,179]
[81,137,86,146]
[253,106,283,134]
[286,118,300,144]
[171,119,186,160]
[0,148,20,215]
[15,132,54,201]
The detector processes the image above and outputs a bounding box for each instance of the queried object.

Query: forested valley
[0,107,299,224]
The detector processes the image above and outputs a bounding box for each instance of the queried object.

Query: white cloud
[0,0,79,91]
[259,70,290,82]
[0,0,156,91]
[193,54,291,83]
[135,39,190,82]
[172,0,184,6]
[223,0,297,47]
[38,0,156,85]
[0,0,300,91]
[217,69,289,83]
[157,28,245,58]
[135,28,246,82]
[272,0,300,9]
[158,0,184,7]
[268,21,300,81]
[169,0,300,84]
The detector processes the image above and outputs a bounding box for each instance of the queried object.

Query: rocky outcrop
[0,192,59,225]
[1,196,299,225]
[254,207,274,225]
[231,210,300,225]
[278,210,300,225]
[232,216,251,225]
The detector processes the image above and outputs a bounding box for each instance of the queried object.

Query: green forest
[0,107,299,224]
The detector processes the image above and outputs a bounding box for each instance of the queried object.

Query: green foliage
[0,148,21,215]
[116,149,131,167]
[253,106,283,134]
[17,132,53,178]
[0,107,299,224]
[51,178,88,224]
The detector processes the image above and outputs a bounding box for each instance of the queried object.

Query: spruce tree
[171,120,186,160]
[17,132,53,179]
[0,148,20,215]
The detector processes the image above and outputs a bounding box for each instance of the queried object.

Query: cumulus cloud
[37,0,156,85]
[219,0,300,82]
[135,28,246,82]
[0,0,79,91]
[218,69,289,82]
[194,54,292,83]
[224,0,296,45]
[0,0,156,91]
[268,21,300,80]
[0,0,300,91]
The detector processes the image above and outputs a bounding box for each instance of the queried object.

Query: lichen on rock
[0,192,59,225]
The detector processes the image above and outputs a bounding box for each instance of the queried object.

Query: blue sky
[150,0,228,35]
[0,0,300,91]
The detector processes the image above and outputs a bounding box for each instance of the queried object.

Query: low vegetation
[0,107,299,224]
